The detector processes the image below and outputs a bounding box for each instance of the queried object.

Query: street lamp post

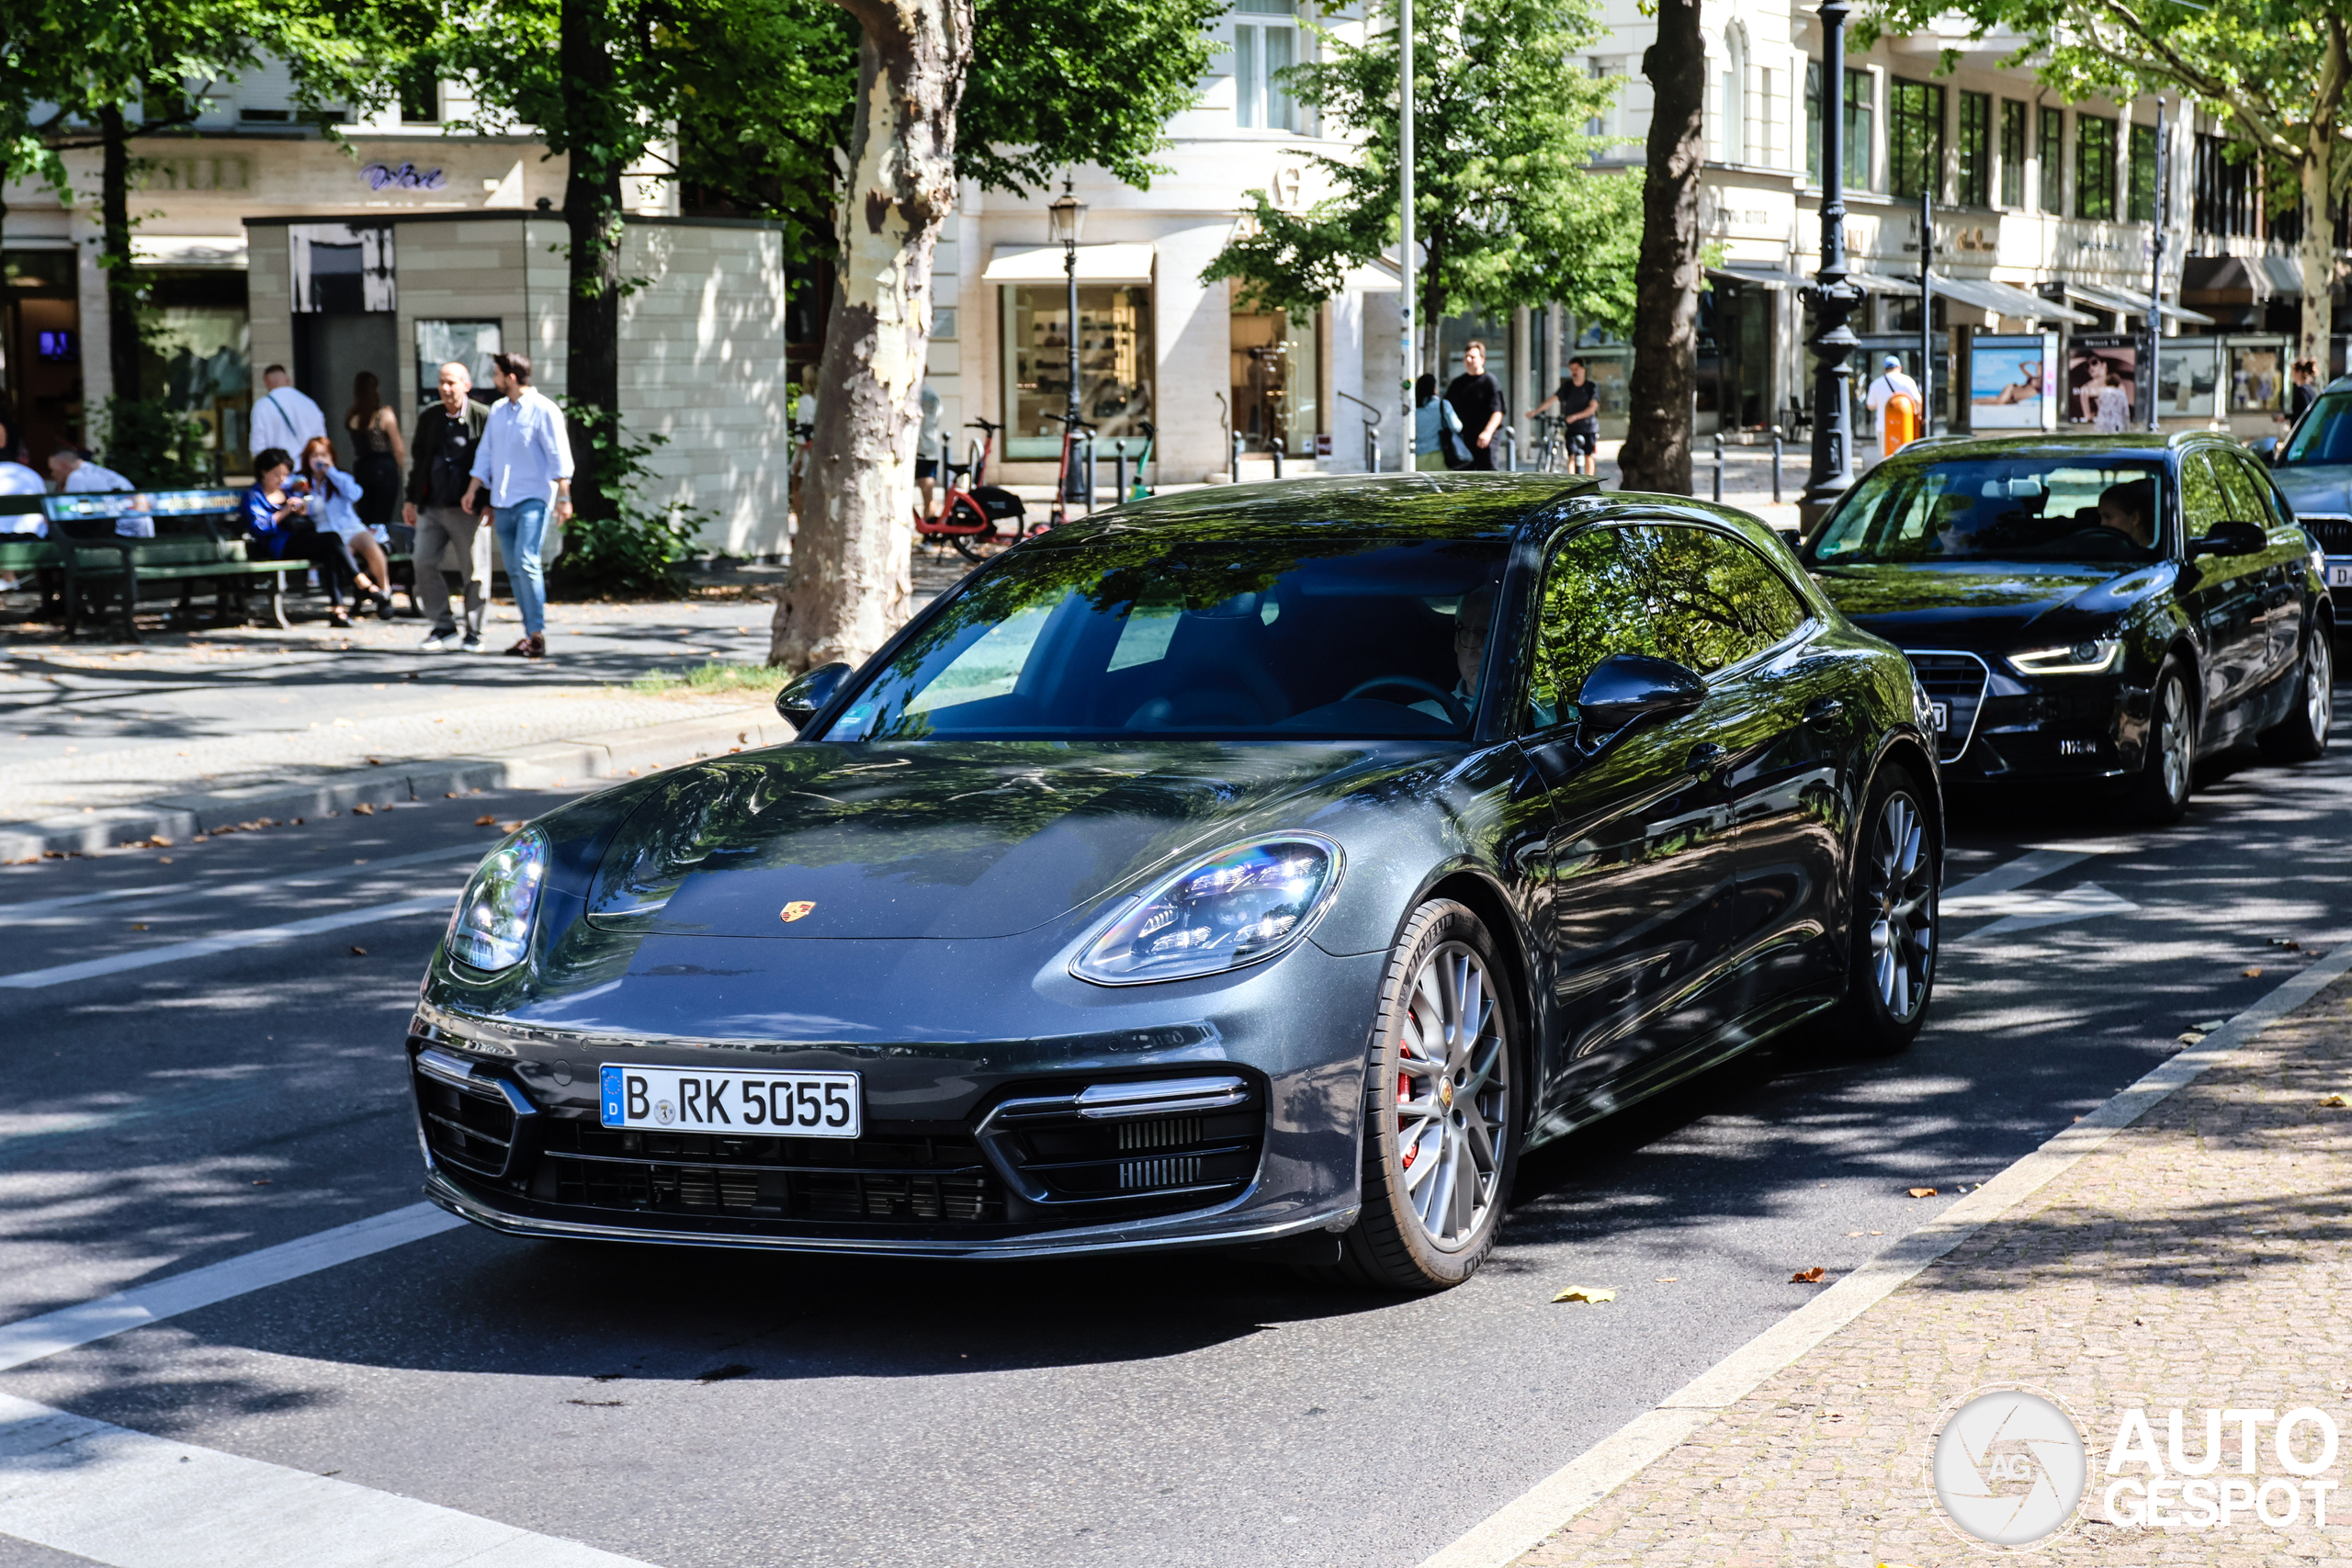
[2146,96,2167,433]
[1048,177,1088,508]
[1801,0,1863,533]
[1399,0,1416,464]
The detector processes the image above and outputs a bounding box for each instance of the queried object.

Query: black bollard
[1712,433,1724,503]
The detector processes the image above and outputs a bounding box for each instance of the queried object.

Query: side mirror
[2188,519,2267,559]
[1574,652,1709,731]
[776,662,852,728]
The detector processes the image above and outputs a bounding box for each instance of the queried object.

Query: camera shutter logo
[1930,1385,2088,1547]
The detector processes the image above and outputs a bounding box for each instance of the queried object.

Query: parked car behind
[412,475,1942,1292]
[2257,373,2352,596]
[1801,432,2331,824]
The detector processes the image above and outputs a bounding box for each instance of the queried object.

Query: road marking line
[0,1393,656,1568]
[0,1203,464,1374]
[1416,935,2352,1568]
[1941,845,2101,903]
[0,892,460,989]
[1951,880,2142,940]
[0,843,487,923]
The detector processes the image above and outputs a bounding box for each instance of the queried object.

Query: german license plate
[2328,564,2352,588]
[599,1065,861,1137]
[1929,701,1950,733]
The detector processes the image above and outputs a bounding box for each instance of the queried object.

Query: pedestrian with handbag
[406,362,492,652]
[460,352,573,660]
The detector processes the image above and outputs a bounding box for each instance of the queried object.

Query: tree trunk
[98,106,140,407]
[767,0,971,674]
[560,0,625,524]
[2295,19,2346,370]
[1618,0,1703,494]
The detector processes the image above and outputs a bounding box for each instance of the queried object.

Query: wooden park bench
[21,490,420,640]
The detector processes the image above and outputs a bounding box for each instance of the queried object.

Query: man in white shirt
[49,448,135,492]
[1864,355,1922,448]
[249,365,327,460]
[461,351,573,660]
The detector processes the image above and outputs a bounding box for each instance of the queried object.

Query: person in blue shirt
[243,443,366,626]
[299,435,395,620]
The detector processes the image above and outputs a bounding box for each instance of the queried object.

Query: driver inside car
[2096,479,2156,548]
[1409,584,1495,721]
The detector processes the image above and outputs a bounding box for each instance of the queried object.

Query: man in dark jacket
[1444,340,1507,470]
[404,361,493,651]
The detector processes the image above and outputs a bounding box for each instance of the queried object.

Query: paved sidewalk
[1504,967,2352,1567]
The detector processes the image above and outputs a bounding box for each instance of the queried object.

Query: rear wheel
[2258,626,2333,763]
[1320,899,1520,1292]
[944,500,998,561]
[2122,666,2195,824]
[1821,769,1938,1056]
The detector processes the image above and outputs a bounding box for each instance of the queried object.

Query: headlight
[1071,835,1343,986]
[2008,638,2122,676]
[447,828,549,972]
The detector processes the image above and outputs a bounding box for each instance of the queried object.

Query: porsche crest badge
[779,901,817,923]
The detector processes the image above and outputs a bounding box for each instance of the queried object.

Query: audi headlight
[2009,638,2122,676]
[1072,835,1343,986]
[447,828,549,972]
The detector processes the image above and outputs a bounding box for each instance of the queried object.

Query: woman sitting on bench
[297,436,396,623]
[243,446,366,628]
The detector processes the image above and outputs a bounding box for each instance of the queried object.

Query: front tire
[2258,626,2333,763]
[2122,665,2195,824]
[1323,899,1521,1292]
[1822,768,1939,1056]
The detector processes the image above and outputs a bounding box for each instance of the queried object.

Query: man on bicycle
[1532,357,1601,477]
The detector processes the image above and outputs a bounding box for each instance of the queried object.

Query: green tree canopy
[1200,0,1640,356]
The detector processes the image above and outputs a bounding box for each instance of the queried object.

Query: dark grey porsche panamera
[411,475,1943,1290]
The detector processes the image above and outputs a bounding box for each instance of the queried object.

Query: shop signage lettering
[362,162,448,192]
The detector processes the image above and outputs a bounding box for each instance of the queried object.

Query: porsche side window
[1528,525,1805,728]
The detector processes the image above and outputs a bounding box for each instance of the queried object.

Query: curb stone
[0,703,792,862]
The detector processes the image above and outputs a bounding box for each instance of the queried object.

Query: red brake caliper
[1397,1066,1417,1168]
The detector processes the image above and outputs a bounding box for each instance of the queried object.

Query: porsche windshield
[1810,457,2169,566]
[819,537,1510,741]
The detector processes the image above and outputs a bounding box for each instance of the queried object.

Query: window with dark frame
[2075,114,2118,220]
[1890,79,1945,199]
[1804,63,1873,189]
[1999,100,2027,207]
[2194,132,2259,238]
[2129,121,2158,222]
[2038,106,2064,214]
[1958,91,1992,207]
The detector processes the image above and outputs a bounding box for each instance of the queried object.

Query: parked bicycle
[914,418,1027,561]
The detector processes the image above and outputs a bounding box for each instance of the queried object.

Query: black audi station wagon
[413,476,1942,1291]
[1801,433,2332,822]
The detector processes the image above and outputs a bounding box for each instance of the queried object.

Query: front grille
[413,1052,526,1179]
[1906,650,1991,763]
[2301,515,2352,555]
[530,1121,1006,1225]
[978,1075,1265,1219]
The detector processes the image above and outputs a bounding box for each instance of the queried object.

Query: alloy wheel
[1866,793,1936,1021]
[1393,942,1510,1250]
[2156,673,2192,806]
[2308,636,2333,748]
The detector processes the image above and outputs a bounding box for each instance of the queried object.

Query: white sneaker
[458,637,485,654]
[420,627,460,652]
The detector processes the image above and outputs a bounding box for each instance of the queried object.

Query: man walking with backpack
[405,361,492,652]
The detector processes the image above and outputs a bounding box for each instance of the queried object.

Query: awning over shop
[2061,279,2217,327]
[1848,270,1920,296]
[982,243,1156,286]
[131,234,247,267]
[1928,273,2096,325]
[1706,263,1811,289]
[2181,254,2306,302]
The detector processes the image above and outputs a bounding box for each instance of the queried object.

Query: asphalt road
[2,713,2346,1568]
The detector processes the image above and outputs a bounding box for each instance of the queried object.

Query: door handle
[1685,741,1727,776]
[1802,696,1846,729]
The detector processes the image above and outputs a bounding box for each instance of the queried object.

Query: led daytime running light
[2009,638,2122,676]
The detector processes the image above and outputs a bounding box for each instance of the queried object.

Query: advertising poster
[1970,333,2056,430]
[2068,335,2137,432]
[2155,341,2221,421]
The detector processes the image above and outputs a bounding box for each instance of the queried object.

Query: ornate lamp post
[1801,0,1862,532]
[1048,177,1089,502]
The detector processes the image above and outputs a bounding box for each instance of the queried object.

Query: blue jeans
[493,498,549,637]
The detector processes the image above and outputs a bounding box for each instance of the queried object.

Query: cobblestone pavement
[1510,972,2352,1568]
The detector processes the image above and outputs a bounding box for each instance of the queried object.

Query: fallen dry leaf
[1908,1187,1938,1198]
[2323,1094,2349,1108]
[2245,967,2263,978]
[130,924,148,931]
[2178,1031,2209,1045]
[1790,1267,1826,1284]
[1655,1277,1679,1283]
[348,945,368,957]
[352,803,376,817]
[251,1179,271,1186]
[475,815,498,826]
[149,835,172,848]
[157,856,172,864]
[1551,1286,1616,1304]
[2270,938,2302,952]
[498,819,525,832]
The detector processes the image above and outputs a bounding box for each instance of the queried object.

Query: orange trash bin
[1883,393,1920,455]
